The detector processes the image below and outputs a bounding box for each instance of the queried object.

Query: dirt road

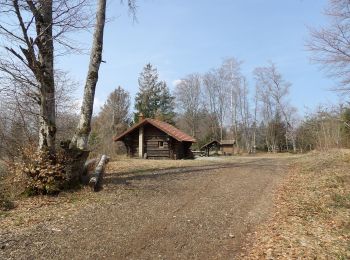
[0,157,292,259]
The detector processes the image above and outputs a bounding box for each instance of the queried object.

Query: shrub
[10,146,71,195]
[0,192,14,211]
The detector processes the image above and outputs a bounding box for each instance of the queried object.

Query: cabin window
[158,141,164,148]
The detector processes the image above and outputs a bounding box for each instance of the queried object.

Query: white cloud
[73,99,82,113]
[172,79,183,87]
[93,97,104,114]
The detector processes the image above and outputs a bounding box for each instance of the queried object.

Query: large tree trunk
[64,0,107,184]
[70,0,107,150]
[35,1,56,154]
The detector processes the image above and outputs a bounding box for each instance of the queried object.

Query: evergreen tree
[134,63,175,124]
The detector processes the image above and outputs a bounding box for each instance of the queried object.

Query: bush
[0,192,14,211]
[10,146,71,195]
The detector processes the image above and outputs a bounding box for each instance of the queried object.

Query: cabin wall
[173,141,193,159]
[144,125,170,159]
[121,124,194,160]
[124,131,139,157]
[221,145,234,155]
[173,141,184,160]
[183,142,194,159]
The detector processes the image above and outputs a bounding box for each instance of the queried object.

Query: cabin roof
[220,140,235,145]
[113,118,196,143]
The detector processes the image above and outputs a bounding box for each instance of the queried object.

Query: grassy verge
[106,157,222,175]
[243,150,350,259]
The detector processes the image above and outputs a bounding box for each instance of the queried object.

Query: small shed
[220,140,235,155]
[200,139,235,156]
[113,118,196,160]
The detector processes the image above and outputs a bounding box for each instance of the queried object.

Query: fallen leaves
[242,150,350,259]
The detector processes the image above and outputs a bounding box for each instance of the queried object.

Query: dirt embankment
[0,156,292,259]
[242,151,350,259]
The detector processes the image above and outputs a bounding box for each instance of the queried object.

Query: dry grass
[106,157,220,174]
[107,153,301,175]
[242,149,350,259]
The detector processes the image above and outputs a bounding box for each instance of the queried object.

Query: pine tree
[134,63,175,124]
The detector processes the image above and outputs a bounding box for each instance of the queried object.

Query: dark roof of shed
[113,118,196,143]
[200,140,220,150]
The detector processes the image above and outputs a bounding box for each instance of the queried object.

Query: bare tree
[108,86,131,132]
[308,0,350,88]
[297,105,344,151]
[0,0,94,154]
[236,77,254,152]
[0,0,137,192]
[254,62,296,152]
[203,69,230,140]
[90,86,131,156]
[70,0,107,150]
[219,58,248,151]
[0,69,78,159]
[174,74,202,137]
[0,1,55,153]
[0,0,136,150]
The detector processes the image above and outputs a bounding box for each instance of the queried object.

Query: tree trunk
[292,136,297,153]
[89,155,109,191]
[36,1,56,154]
[70,0,107,150]
[62,0,106,184]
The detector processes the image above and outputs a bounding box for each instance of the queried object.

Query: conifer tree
[134,63,175,124]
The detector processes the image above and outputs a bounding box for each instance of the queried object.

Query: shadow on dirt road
[1,157,293,260]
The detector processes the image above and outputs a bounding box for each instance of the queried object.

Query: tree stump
[60,141,90,188]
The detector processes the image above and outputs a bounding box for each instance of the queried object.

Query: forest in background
[1,0,350,162]
[88,59,350,157]
[2,57,350,160]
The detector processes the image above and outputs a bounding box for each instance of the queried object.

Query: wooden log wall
[121,124,194,160]
[144,125,170,159]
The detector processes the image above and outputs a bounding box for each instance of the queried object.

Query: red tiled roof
[113,118,196,143]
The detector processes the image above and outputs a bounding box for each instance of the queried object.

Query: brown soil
[0,156,292,259]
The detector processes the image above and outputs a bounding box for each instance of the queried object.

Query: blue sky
[58,0,339,115]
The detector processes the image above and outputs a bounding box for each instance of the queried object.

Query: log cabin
[113,117,196,159]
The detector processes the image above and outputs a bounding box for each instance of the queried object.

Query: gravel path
[0,157,291,259]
